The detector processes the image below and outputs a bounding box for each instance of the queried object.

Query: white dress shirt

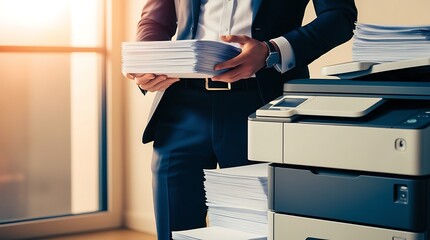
[194,0,296,73]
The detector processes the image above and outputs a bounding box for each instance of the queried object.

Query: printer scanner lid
[288,57,430,100]
[255,95,385,118]
[283,79,430,100]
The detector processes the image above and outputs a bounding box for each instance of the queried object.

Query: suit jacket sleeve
[284,0,357,68]
[134,0,178,95]
[136,0,177,41]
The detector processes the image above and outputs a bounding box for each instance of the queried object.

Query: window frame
[0,0,124,238]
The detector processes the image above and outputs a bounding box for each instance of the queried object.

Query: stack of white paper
[352,23,430,62]
[172,226,266,240]
[172,164,269,240]
[122,40,241,78]
[203,163,269,236]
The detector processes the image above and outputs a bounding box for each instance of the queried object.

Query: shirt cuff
[271,37,296,73]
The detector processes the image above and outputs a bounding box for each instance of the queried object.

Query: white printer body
[248,77,430,240]
[249,80,430,176]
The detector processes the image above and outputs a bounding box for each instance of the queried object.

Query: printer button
[406,118,417,124]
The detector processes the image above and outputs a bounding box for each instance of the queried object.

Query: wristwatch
[263,40,280,68]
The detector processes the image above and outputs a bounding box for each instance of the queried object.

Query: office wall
[123,0,157,234]
[123,0,430,234]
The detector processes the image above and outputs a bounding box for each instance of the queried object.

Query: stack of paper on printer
[352,22,430,62]
[121,40,241,78]
[172,163,269,239]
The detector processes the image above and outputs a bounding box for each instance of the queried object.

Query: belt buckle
[205,78,231,91]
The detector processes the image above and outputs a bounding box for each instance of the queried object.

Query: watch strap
[263,41,276,54]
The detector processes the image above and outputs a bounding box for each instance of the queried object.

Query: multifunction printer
[248,73,430,240]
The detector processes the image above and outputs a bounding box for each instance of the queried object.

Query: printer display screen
[273,97,307,108]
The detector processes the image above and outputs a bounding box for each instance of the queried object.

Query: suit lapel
[191,0,201,38]
[252,0,263,20]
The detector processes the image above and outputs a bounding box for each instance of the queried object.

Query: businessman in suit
[126,0,357,239]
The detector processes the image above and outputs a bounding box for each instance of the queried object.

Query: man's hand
[125,73,180,92]
[212,35,268,83]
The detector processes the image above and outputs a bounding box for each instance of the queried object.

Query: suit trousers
[150,79,265,240]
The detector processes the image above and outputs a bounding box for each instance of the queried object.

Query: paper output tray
[321,57,430,79]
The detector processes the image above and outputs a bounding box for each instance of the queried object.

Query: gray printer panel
[269,164,430,232]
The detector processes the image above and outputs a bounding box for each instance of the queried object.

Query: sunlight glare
[0,0,101,46]
[0,0,69,29]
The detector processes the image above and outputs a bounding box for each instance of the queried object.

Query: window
[0,0,122,238]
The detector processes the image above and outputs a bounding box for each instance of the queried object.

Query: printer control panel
[397,110,430,129]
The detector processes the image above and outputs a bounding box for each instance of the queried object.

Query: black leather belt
[179,78,258,91]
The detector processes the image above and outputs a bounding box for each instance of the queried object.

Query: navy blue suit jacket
[137,0,357,143]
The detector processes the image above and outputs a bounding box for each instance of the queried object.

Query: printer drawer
[269,164,430,231]
[270,211,427,240]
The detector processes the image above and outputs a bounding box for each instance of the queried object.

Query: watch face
[266,52,280,68]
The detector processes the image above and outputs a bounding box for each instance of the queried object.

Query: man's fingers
[135,74,158,86]
[137,75,165,89]
[212,66,251,82]
[139,76,180,91]
[220,35,249,45]
[125,73,145,79]
[214,54,246,71]
[146,78,180,92]
[126,72,180,92]
[215,34,259,71]
[125,73,134,79]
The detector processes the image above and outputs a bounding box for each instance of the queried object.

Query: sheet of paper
[172,226,267,240]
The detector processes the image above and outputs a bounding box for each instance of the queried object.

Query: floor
[44,229,156,240]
